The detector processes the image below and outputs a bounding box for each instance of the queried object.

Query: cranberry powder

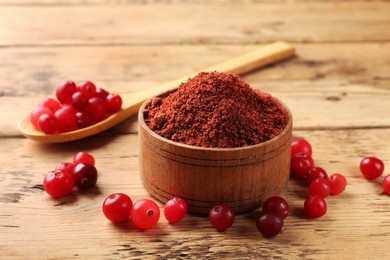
[144,72,288,148]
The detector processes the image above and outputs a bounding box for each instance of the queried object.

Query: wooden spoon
[18,41,295,143]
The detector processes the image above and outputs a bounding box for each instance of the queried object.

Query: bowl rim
[138,88,293,153]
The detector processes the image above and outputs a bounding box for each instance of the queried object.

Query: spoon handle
[18,41,294,143]
[121,41,295,116]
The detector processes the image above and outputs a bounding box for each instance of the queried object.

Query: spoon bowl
[18,41,295,143]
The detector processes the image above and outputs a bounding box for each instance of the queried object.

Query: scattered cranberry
[262,196,289,219]
[43,170,74,198]
[102,193,133,223]
[131,199,160,230]
[256,213,284,237]
[383,175,390,195]
[55,162,75,176]
[360,156,384,180]
[74,151,95,165]
[290,152,314,178]
[43,152,98,198]
[291,137,312,157]
[164,197,187,224]
[72,163,98,190]
[208,204,235,231]
[328,173,347,195]
[304,195,327,218]
[308,178,331,198]
[307,167,328,185]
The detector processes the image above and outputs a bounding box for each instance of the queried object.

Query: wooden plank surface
[1,129,390,258]
[1,84,389,137]
[1,0,390,259]
[0,2,389,46]
[1,43,389,97]
[1,44,389,135]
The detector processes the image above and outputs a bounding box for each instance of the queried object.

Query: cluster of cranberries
[102,194,187,230]
[43,151,98,198]
[206,197,289,238]
[30,80,122,134]
[360,156,390,194]
[290,138,347,218]
[257,196,289,237]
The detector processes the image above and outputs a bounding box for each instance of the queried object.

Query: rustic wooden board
[2,83,389,137]
[0,0,378,4]
[1,129,389,259]
[0,2,389,46]
[1,43,389,98]
[1,43,389,136]
[1,0,390,258]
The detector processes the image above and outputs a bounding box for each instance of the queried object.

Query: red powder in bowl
[143,71,288,148]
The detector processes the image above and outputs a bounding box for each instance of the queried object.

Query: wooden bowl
[138,91,293,214]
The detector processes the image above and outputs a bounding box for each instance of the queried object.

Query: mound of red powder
[143,71,288,148]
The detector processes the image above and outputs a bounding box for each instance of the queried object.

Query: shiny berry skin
[73,151,95,165]
[43,170,74,198]
[360,157,384,180]
[56,80,77,104]
[262,196,289,219]
[256,213,284,237]
[71,91,88,110]
[30,106,53,130]
[105,94,122,113]
[38,114,59,134]
[39,97,61,113]
[96,88,109,99]
[131,199,160,230]
[54,106,78,132]
[291,137,312,157]
[304,195,327,218]
[75,111,94,128]
[208,204,235,231]
[290,152,314,178]
[164,197,187,224]
[86,97,106,122]
[72,163,98,190]
[307,167,328,185]
[308,178,331,198]
[382,175,390,195]
[328,173,347,195]
[55,162,75,176]
[78,81,97,99]
[102,193,133,223]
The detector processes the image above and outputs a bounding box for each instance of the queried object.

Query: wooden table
[1,1,389,259]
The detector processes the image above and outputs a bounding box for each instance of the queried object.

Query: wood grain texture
[1,0,390,259]
[2,84,389,137]
[0,2,389,46]
[1,0,385,4]
[139,102,292,213]
[1,129,390,259]
[1,43,388,98]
